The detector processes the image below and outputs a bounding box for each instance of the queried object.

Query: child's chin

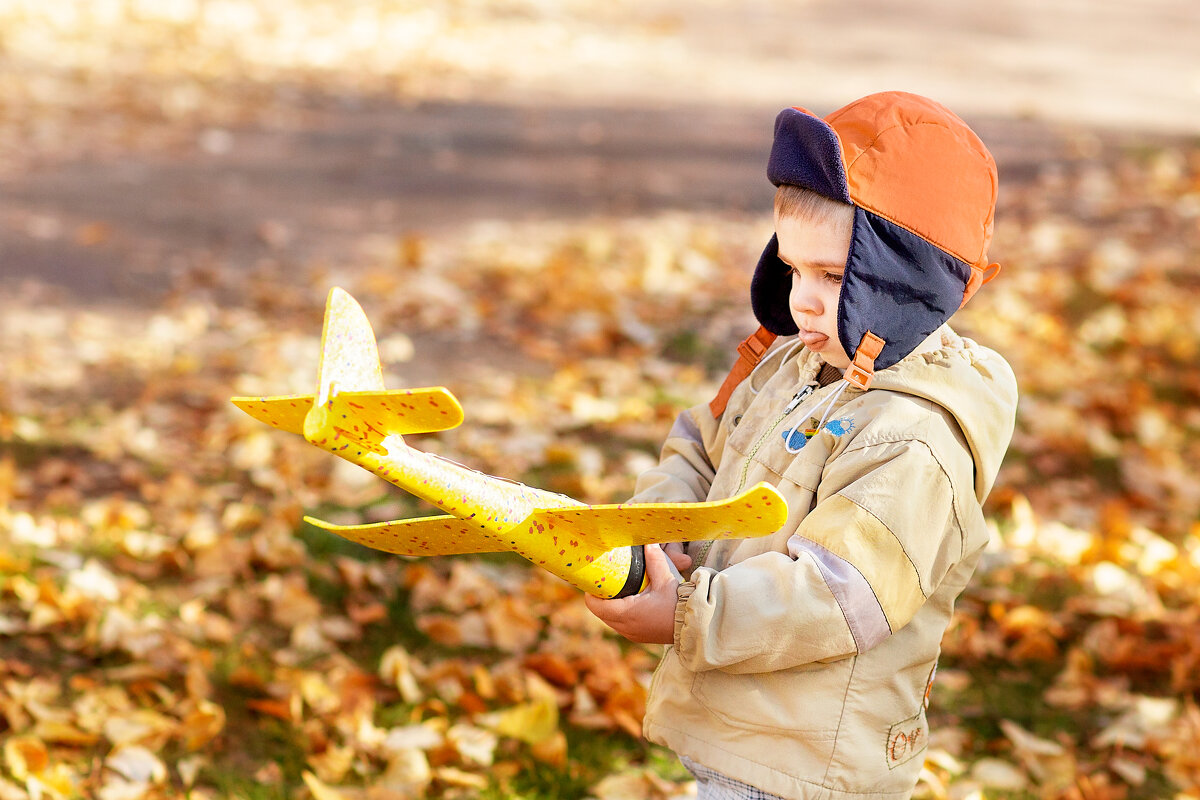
[818,351,851,370]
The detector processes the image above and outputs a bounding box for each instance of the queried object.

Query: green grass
[933,662,1076,737]
[480,729,682,800]
[662,327,734,376]
[198,717,310,800]
[204,652,313,797]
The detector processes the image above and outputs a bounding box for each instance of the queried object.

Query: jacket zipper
[692,384,814,569]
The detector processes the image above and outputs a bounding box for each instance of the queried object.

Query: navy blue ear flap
[767,109,852,202]
[750,235,800,336]
[838,209,973,370]
[753,109,855,342]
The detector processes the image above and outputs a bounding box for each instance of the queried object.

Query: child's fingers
[584,588,631,621]
[662,542,692,571]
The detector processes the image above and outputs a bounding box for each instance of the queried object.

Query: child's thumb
[645,543,683,585]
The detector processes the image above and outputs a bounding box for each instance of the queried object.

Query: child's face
[774,206,855,370]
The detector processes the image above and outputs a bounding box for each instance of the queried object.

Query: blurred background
[1,2,1199,799]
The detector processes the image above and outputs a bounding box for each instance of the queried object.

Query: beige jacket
[636,328,1017,800]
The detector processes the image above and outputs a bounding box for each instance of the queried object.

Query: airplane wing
[303,513,506,556]
[303,482,785,559]
[231,387,465,438]
[528,482,787,552]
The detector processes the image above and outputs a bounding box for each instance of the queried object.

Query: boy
[586,92,1018,799]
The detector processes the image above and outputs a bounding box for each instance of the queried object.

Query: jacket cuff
[674,580,697,648]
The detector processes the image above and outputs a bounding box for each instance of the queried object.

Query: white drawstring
[783,378,850,453]
[747,338,805,398]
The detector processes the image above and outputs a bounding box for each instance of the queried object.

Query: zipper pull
[782,385,814,415]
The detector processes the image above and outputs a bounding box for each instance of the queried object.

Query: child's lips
[796,329,829,349]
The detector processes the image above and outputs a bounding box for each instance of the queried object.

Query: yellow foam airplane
[231,288,786,597]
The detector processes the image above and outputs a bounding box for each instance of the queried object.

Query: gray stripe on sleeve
[668,410,704,447]
[787,534,892,653]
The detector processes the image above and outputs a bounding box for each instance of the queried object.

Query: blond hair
[774,184,853,234]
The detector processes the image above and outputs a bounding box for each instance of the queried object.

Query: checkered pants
[680,757,789,800]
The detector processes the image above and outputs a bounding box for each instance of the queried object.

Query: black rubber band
[614,545,646,598]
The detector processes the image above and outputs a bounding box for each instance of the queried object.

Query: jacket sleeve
[673,435,965,674]
[626,402,728,505]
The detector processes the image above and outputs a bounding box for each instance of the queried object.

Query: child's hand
[584,544,689,644]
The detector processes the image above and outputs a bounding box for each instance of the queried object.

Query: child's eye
[788,265,843,284]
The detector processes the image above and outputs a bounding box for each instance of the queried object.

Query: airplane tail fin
[316,287,386,406]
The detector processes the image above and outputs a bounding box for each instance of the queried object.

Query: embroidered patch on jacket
[823,417,855,436]
[782,428,807,450]
[885,712,927,770]
[780,417,817,450]
[782,415,857,450]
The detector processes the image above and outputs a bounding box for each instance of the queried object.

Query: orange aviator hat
[830,91,997,275]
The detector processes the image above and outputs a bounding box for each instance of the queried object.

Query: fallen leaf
[446,723,497,767]
[432,766,488,790]
[181,700,226,751]
[3,736,48,780]
[478,693,559,745]
[302,771,352,800]
[105,744,167,784]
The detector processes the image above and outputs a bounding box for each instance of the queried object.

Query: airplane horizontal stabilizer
[232,387,464,438]
[231,394,313,435]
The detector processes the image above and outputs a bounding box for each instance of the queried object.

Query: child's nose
[790,276,822,315]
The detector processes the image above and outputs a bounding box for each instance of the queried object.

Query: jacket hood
[864,328,1016,501]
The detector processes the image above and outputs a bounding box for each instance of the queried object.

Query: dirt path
[1,100,1076,304]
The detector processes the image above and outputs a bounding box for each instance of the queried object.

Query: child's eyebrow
[811,260,846,272]
[783,256,846,272]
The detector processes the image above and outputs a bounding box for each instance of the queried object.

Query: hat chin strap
[844,332,885,390]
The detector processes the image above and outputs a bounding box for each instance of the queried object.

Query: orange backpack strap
[708,326,777,418]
